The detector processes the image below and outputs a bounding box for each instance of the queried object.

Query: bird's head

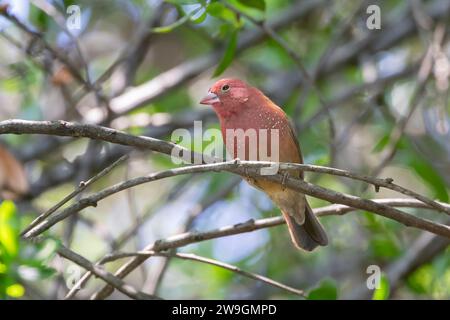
[200,78,252,115]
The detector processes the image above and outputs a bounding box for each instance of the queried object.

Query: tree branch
[0,119,448,237]
[56,245,160,300]
[101,251,306,297]
[90,198,450,299]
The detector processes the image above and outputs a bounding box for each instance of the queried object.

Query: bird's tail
[282,203,328,251]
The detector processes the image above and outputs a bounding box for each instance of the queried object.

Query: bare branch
[21,155,128,236]
[102,251,306,297]
[91,198,450,299]
[56,245,160,300]
[0,120,448,237]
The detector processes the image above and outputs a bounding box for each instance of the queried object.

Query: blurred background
[0,0,449,300]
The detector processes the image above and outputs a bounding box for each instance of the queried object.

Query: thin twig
[371,24,445,177]
[20,155,128,236]
[101,250,306,297]
[56,245,161,300]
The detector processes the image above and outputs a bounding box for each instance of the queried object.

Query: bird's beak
[200,92,220,105]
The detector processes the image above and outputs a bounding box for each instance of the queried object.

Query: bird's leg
[244,166,256,184]
[281,171,289,191]
[234,157,256,184]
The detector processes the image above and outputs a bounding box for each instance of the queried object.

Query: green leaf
[6,284,25,298]
[370,236,400,259]
[372,133,390,153]
[408,156,449,202]
[0,201,19,258]
[237,0,266,11]
[207,3,240,27]
[207,2,227,18]
[372,274,390,300]
[213,30,238,77]
[191,8,207,24]
[307,279,338,300]
[407,264,433,294]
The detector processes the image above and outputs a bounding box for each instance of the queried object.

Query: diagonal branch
[56,245,160,300]
[21,155,128,236]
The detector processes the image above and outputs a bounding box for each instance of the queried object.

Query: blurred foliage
[0,0,448,300]
[372,274,390,300]
[307,279,338,300]
[407,250,450,299]
[0,201,58,299]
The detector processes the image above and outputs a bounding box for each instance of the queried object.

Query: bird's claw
[234,157,256,184]
[281,172,289,191]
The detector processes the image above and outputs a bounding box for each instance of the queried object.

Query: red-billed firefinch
[200,78,328,251]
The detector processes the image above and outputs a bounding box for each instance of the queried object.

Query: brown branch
[1,119,449,298]
[0,120,448,235]
[90,198,450,299]
[19,158,450,239]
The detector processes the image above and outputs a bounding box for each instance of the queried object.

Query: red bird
[200,78,328,251]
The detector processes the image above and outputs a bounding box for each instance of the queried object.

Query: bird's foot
[244,167,257,184]
[281,172,289,191]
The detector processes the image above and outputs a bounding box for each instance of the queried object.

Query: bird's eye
[221,84,230,92]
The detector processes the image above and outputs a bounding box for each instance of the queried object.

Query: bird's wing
[260,94,304,176]
[286,119,304,172]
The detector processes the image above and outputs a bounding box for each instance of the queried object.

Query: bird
[200,78,328,251]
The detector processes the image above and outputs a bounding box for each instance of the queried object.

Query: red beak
[200,92,220,105]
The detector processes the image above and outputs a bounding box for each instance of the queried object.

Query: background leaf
[237,0,266,11]
[307,279,338,300]
[213,30,238,77]
[372,274,390,300]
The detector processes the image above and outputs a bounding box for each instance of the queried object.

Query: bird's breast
[219,108,300,164]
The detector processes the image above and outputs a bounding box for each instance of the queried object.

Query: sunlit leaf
[6,283,25,298]
[213,30,238,77]
[407,264,433,294]
[372,274,390,300]
[0,201,19,258]
[191,8,207,24]
[207,2,240,27]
